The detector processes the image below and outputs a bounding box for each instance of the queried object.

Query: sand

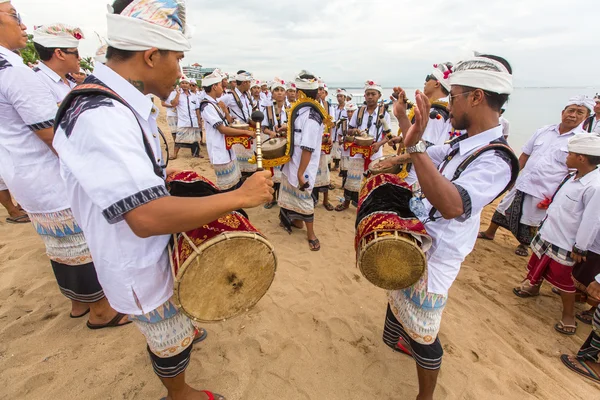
[0,109,598,400]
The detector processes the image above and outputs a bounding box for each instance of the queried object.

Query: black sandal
[308,238,320,251]
[86,312,132,330]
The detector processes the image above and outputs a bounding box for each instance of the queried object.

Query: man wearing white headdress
[512,133,600,337]
[583,94,600,134]
[52,1,273,398]
[278,71,326,251]
[383,54,519,400]
[1,0,129,329]
[285,81,297,107]
[339,102,357,187]
[260,81,271,104]
[331,88,349,171]
[32,23,84,104]
[170,75,203,159]
[480,95,592,257]
[313,79,335,209]
[335,80,391,212]
[161,83,179,142]
[262,78,289,209]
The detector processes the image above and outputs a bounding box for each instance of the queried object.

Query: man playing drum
[382,55,516,400]
[52,1,273,399]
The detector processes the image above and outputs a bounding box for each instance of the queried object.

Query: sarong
[278,175,314,230]
[387,270,448,346]
[272,165,282,184]
[213,159,241,191]
[576,306,600,363]
[175,127,201,145]
[313,153,330,193]
[167,116,178,139]
[344,157,365,203]
[491,188,544,245]
[29,209,104,302]
[572,251,600,294]
[129,299,197,378]
[332,142,341,160]
[234,143,257,174]
[525,233,576,292]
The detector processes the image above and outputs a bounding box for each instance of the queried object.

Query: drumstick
[251,110,265,171]
[379,114,397,151]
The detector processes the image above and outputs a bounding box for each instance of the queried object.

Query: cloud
[13,0,598,87]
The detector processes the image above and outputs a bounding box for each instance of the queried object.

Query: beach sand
[0,109,597,400]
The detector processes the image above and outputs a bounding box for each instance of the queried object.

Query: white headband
[270,78,286,91]
[235,72,253,82]
[345,102,358,111]
[449,57,513,95]
[568,133,600,156]
[565,95,596,113]
[32,24,84,48]
[364,80,383,94]
[336,89,348,97]
[250,80,261,89]
[203,69,226,87]
[295,71,319,90]
[106,2,191,52]
[431,63,452,92]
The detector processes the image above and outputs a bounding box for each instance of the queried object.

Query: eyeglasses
[448,91,475,105]
[425,74,437,82]
[0,11,22,24]
[61,49,79,58]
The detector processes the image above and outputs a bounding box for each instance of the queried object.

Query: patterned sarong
[130,299,197,378]
[491,189,539,245]
[213,159,241,191]
[576,306,600,363]
[234,143,257,173]
[278,175,315,230]
[167,116,178,138]
[314,153,330,192]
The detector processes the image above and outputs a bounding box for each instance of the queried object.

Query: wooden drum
[355,173,431,290]
[368,156,402,176]
[262,137,287,160]
[167,171,277,322]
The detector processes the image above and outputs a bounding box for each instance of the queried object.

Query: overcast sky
[13,0,598,87]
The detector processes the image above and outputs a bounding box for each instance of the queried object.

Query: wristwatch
[406,141,427,154]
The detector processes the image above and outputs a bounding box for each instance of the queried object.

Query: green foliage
[19,34,38,65]
[80,56,94,72]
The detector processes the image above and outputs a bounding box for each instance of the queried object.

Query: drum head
[358,235,425,290]
[263,137,287,150]
[175,233,277,322]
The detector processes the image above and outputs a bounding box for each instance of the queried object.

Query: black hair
[33,43,57,62]
[203,83,216,94]
[478,54,513,74]
[297,73,318,100]
[583,154,600,166]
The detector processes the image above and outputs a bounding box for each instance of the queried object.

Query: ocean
[330,87,600,152]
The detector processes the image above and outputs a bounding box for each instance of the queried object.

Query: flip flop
[193,328,208,344]
[70,308,90,319]
[328,184,335,190]
[308,238,320,252]
[335,204,348,212]
[576,309,596,325]
[6,214,30,224]
[515,244,529,257]
[160,392,225,400]
[263,201,277,210]
[323,203,334,211]
[477,231,494,241]
[86,312,132,330]
[560,354,600,384]
[554,320,577,336]
[512,287,539,298]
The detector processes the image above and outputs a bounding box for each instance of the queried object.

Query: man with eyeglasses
[383,55,518,400]
[0,0,128,328]
[335,80,391,212]
[32,23,84,104]
[480,96,593,258]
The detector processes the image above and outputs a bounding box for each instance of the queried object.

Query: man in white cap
[262,78,289,209]
[260,81,271,104]
[339,102,357,187]
[249,79,262,111]
[31,23,84,104]
[335,80,391,212]
[200,69,255,192]
[0,0,128,327]
[52,1,273,398]
[383,54,518,400]
[161,83,179,142]
[169,76,203,159]
[278,71,326,251]
[479,95,593,257]
[222,70,256,176]
[285,82,297,107]
[331,88,349,171]
[513,133,600,336]
[312,79,334,209]
[583,94,600,134]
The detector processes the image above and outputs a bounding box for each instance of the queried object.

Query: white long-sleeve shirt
[540,168,600,254]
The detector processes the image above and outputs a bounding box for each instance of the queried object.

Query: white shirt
[500,116,510,138]
[515,124,582,200]
[175,90,200,128]
[53,63,172,315]
[282,107,324,190]
[539,168,600,253]
[349,106,391,160]
[260,91,272,104]
[0,46,69,214]
[331,105,348,142]
[223,88,253,123]
[201,95,234,165]
[165,90,178,117]
[34,62,75,104]
[261,102,288,131]
[415,126,512,294]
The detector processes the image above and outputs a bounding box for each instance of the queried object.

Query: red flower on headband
[368,81,374,86]
[291,83,296,88]
[433,64,438,68]
[74,32,83,40]
[443,67,453,80]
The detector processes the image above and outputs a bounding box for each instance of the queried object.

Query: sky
[12,0,599,88]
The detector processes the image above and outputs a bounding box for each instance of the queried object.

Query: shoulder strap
[266,105,275,128]
[585,116,594,133]
[231,90,247,121]
[356,106,367,127]
[375,104,386,129]
[200,99,228,125]
[55,81,164,179]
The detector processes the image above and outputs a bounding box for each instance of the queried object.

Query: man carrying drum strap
[52,1,273,399]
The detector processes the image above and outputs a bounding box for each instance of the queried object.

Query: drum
[167,171,277,322]
[262,137,287,160]
[354,136,374,146]
[368,156,401,176]
[344,135,356,143]
[355,173,431,290]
